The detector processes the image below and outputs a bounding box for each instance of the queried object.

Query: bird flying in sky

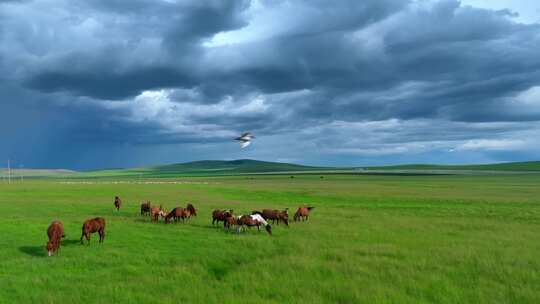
[235,132,255,148]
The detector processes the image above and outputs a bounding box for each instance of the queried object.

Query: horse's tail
[80,223,86,242]
[307,206,314,210]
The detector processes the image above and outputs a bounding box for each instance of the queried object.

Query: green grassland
[1,174,540,303]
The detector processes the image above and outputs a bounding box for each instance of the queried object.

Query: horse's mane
[186,203,196,214]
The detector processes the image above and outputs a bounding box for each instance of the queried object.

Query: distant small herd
[45,195,315,257]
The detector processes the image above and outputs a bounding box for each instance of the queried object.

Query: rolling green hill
[153,159,328,173]
[366,161,540,172]
[78,159,333,178]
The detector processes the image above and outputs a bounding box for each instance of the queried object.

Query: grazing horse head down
[165,207,188,224]
[212,209,233,226]
[260,209,289,226]
[140,201,151,216]
[238,214,272,235]
[224,214,239,231]
[80,217,106,245]
[47,221,65,256]
[151,206,164,222]
[294,206,314,222]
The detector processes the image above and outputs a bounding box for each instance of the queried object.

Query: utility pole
[8,159,11,184]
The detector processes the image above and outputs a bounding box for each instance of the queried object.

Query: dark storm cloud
[27,66,197,100]
[14,0,250,99]
[1,0,540,169]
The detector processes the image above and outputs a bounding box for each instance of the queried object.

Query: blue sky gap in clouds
[0,0,539,170]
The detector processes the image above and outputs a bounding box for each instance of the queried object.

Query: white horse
[236,214,272,235]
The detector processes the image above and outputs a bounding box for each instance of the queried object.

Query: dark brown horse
[140,201,151,216]
[186,203,197,217]
[165,207,189,224]
[294,206,314,222]
[114,196,122,211]
[254,209,289,226]
[46,221,65,256]
[237,214,272,235]
[212,209,233,226]
[80,217,106,244]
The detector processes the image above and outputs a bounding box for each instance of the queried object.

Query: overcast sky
[1,0,540,169]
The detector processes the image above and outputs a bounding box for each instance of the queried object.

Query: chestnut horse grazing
[151,205,164,222]
[114,196,122,211]
[80,217,106,245]
[140,201,151,216]
[186,203,197,217]
[256,209,289,226]
[224,214,239,231]
[165,207,188,224]
[237,214,272,235]
[212,209,233,226]
[46,221,65,256]
[294,206,314,222]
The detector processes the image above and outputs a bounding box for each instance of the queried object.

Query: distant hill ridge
[151,159,329,173]
[366,161,540,172]
[5,160,540,178]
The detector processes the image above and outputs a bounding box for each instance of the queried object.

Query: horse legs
[81,230,89,245]
[99,229,105,243]
[83,233,90,245]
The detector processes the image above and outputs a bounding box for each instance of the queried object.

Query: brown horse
[224,214,238,231]
[80,217,106,244]
[294,206,314,222]
[255,209,289,226]
[165,207,189,224]
[46,221,65,256]
[186,203,197,217]
[212,209,233,226]
[140,201,151,216]
[151,205,164,222]
[114,196,122,211]
[237,214,272,235]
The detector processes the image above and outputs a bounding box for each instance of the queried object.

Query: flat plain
[1,174,539,303]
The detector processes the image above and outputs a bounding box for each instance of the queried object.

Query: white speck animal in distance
[235,132,255,148]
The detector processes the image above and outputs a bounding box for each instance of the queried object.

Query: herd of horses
[45,195,315,257]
